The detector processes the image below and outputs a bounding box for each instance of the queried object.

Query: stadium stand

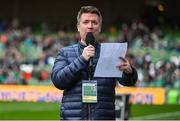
[0,18,179,91]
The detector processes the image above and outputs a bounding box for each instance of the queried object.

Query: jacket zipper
[88,104,91,120]
[88,76,91,120]
[87,63,92,120]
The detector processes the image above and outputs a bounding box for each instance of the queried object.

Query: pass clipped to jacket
[82,80,97,103]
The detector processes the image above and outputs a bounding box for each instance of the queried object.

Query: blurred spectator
[0,17,179,90]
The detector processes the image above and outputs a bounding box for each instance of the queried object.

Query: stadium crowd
[0,18,179,90]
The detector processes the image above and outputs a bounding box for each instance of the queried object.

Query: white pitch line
[131,111,180,120]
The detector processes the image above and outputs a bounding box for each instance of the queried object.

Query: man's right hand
[82,45,95,61]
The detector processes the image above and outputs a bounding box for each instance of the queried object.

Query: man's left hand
[116,57,133,74]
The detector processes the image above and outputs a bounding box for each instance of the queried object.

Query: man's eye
[92,21,98,25]
[83,21,89,24]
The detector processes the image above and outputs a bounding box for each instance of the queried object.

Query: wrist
[124,67,133,74]
[82,54,89,61]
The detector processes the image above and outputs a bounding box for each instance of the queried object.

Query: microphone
[85,32,95,46]
[85,32,95,67]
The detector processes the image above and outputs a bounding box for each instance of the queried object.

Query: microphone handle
[89,58,93,67]
[89,43,94,67]
[88,43,94,80]
[88,58,93,80]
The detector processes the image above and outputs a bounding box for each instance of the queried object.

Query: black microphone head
[85,32,95,46]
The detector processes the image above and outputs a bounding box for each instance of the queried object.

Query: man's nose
[87,22,93,28]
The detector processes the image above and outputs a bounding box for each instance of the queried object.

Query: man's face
[77,13,101,44]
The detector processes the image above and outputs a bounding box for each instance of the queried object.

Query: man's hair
[77,6,102,24]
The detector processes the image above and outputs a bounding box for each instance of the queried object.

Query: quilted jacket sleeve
[51,48,88,90]
[118,66,138,86]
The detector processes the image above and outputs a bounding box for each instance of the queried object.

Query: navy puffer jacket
[51,42,137,120]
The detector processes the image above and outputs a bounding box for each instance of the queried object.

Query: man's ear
[99,28,101,32]
[77,24,80,32]
[98,24,102,32]
[98,26,101,32]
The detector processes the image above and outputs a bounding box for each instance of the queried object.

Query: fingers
[86,45,95,56]
[117,63,128,68]
[87,45,95,52]
[116,64,133,74]
[116,63,128,70]
[82,45,95,60]
[117,57,133,74]
[117,57,128,68]
[119,57,127,63]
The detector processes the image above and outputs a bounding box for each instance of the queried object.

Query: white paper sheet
[94,42,127,77]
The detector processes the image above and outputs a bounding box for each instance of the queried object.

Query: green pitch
[130,104,180,120]
[0,102,60,120]
[0,102,180,120]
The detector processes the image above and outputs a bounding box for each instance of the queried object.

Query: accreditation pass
[82,80,97,103]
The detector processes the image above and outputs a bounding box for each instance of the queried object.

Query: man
[51,6,137,120]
